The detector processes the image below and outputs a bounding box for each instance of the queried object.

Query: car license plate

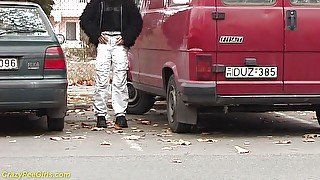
[225,66,277,78]
[0,58,18,70]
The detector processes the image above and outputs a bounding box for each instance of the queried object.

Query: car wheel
[47,117,64,131]
[167,75,192,133]
[127,81,155,114]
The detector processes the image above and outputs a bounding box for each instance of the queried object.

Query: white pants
[93,34,129,118]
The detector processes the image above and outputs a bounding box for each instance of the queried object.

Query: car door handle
[286,10,297,31]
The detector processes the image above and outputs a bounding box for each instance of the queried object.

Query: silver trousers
[93,33,129,118]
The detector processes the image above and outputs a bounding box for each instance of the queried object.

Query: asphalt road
[1,86,320,179]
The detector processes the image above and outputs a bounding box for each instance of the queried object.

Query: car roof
[0,1,40,8]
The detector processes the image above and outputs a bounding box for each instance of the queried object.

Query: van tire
[167,75,192,133]
[47,117,64,131]
[127,81,155,115]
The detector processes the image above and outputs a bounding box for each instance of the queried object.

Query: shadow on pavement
[0,113,47,136]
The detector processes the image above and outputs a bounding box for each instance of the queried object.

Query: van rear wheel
[167,75,192,133]
[127,81,155,115]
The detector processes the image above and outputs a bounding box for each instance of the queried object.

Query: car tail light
[196,54,212,80]
[44,47,66,70]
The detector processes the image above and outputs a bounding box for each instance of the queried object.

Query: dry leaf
[141,120,151,125]
[81,122,92,129]
[91,127,105,131]
[72,136,86,140]
[303,138,315,143]
[132,129,144,133]
[273,140,291,144]
[172,159,182,163]
[157,133,173,137]
[162,147,173,150]
[122,135,141,140]
[235,145,250,154]
[303,134,320,139]
[153,124,159,127]
[100,141,112,146]
[197,139,218,143]
[50,137,62,141]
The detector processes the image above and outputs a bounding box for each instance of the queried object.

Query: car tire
[166,75,192,133]
[47,117,64,131]
[316,109,320,125]
[127,81,155,115]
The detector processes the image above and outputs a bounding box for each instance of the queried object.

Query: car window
[0,6,49,37]
[291,0,320,5]
[223,0,275,5]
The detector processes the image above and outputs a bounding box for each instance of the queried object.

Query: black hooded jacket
[79,0,143,48]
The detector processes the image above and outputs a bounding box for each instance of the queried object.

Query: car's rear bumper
[0,79,67,111]
[180,81,320,106]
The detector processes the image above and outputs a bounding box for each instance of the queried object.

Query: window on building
[66,22,76,40]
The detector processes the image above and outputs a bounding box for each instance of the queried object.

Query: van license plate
[225,67,277,78]
[0,58,18,70]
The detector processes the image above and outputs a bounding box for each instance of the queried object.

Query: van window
[149,0,164,9]
[291,0,320,5]
[223,0,275,5]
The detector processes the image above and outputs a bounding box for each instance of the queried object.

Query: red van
[127,0,320,132]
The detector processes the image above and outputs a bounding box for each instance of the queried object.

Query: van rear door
[283,1,320,94]
[216,0,284,95]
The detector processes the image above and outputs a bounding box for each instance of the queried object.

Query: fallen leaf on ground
[153,124,159,127]
[81,122,92,129]
[100,141,112,146]
[159,139,191,145]
[162,147,174,150]
[303,134,320,139]
[273,140,291,144]
[113,130,124,134]
[132,129,144,133]
[197,139,218,143]
[235,145,250,154]
[9,140,17,143]
[50,137,62,141]
[131,127,137,130]
[72,136,86,140]
[122,135,141,140]
[157,133,173,137]
[91,127,105,131]
[140,120,151,125]
[303,138,315,143]
[244,141,250,146]
[172,159,182,163]
[61,137,71,140]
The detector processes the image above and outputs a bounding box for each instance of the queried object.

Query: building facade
[50,0,90,48]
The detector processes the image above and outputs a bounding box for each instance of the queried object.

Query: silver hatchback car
[0,1,67,131]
